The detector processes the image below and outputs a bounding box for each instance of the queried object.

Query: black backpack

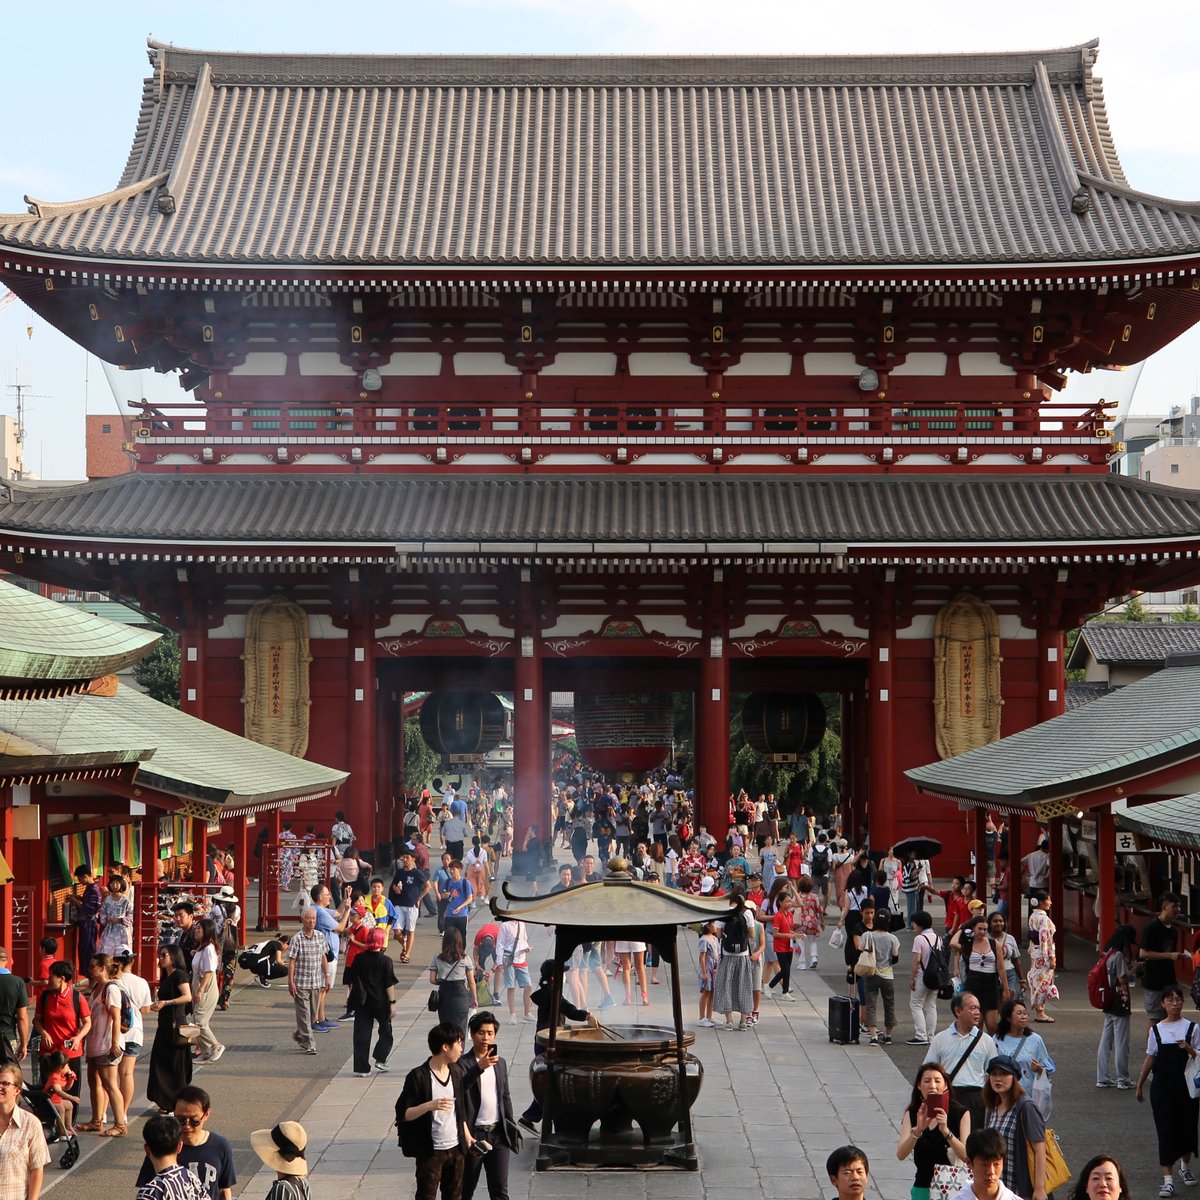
[811,844,830,876]
[920,933,954,998]
[721,916,748,955]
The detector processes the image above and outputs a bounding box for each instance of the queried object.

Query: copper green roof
[0,579,159,681]
[905,656,1200,816]
[1116,797,1200,855]
[0,683,347,810]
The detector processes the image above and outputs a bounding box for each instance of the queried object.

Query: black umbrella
[893,835,943,859]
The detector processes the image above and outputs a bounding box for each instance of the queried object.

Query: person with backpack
[114,948,154,1123]
[713,894,755,1031]
[1096,924,1138,1089]
[808,834,833,910]
[81,953,128,1136]
[908,911,944,1046]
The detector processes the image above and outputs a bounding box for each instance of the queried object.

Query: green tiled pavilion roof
[0,580,159,681]
[1117,796,1200,855]
[906,657,1200,814]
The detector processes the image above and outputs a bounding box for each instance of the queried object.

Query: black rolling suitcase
[828,995,860,1044]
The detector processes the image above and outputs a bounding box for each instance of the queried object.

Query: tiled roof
[0,579,159,681]
[2,472,1200,551]
[0,683,348,808]
[1065,681,1113,711]
[1,39,1199,269]
[906,657,1200,812]
[1117,796,1200,855]
[1072,621,1200,666]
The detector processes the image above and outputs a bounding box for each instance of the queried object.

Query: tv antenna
[4,324,47,480]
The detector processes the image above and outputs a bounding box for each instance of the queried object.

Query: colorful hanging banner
[109,824,142,870]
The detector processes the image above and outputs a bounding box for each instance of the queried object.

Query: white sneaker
[809,959,818,968]
[523,1013,535,1022]
[696,1018,713,1028]
[1161,1180,1177,1197]
[510,1014,519,1025]
[779,993,796,1003]
[208,1045,225,1064]
[1179,1167,1197,1187]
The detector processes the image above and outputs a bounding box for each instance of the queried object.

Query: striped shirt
[288,930,326,990]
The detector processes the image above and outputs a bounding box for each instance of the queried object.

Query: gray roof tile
[2,472,1200,549]
[1117,795,1200,854]
[906,660,1200,809]
[1065,681,1113,710]
[1076,621,1200,666]
[2,40,1198,269]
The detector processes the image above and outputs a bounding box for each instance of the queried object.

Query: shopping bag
[1029,1128,1071,1194]
[828,926,847,951]
[930,1163,972,1200]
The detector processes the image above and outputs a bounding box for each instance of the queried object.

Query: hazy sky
[1,1,1198,478]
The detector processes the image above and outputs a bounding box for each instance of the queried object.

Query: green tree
[1122,595,1151,621]
[402,718,441,794]
[132,629,180,707]
[1173,603,1200,623]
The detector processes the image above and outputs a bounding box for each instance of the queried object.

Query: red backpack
[1087,949,1116,1009]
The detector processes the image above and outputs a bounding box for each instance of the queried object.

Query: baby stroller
[20,1084,79,1168]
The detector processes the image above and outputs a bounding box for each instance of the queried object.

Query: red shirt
[38,987,90,1051]
[772,908,797,954]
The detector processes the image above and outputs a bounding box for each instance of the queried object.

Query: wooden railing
[128,395,1116,470]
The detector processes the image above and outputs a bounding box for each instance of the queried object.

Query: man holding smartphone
[459,1011,518,1200]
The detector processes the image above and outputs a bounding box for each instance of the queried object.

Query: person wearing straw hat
[250,1121,310,1200]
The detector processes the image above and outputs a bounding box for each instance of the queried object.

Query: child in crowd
[697,921,720,1028]
[43,1050,78,1136]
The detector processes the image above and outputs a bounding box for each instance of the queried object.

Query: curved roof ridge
[1031,60,1082,215]
[5,172,168,224]
[1078,171,1200,218]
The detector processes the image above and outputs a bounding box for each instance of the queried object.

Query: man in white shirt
[399,1023,473,1199]
[924,992,996,1133]
[460,1012,518,1200]
[495,920,534,1024]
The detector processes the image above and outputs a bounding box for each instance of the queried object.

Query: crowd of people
[0,774,1187,1200]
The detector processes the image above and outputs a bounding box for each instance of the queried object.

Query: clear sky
[1,0,1198,478]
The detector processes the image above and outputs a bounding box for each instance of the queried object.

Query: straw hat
[250,1122,308,1176]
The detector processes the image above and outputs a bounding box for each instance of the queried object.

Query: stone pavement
[236,920,915,1200]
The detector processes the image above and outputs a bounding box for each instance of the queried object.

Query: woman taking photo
[1026,892,1058,1022]
[1136,983,1200,1196]
[147,945,193,1111]
[994,999,1056,1105]
[982,1054,1047,1200]
[429,926,477,1036]
[79,953,127,1137]
[896,1062,970,1200]
[190,918,224,1063]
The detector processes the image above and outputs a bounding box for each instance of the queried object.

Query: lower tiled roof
[906,659,1200,812]
[2,472,1200,549]
[1075,621,1200,666]
[1117,796,1200,854]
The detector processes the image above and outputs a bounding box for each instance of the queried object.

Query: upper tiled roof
[1,472,1200,550]
[906,657,1200,812]
[1069,621,1200,667]
[2,39,1199,270]
[0,579,159,681]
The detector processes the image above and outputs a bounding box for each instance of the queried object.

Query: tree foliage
[403,718,441,792]
[132,629,180,708]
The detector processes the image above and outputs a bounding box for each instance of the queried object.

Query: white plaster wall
[626,353,705,376]
[541,353,618,375]
[230,353,288,376]
[298,353,356,376]
[803,352,861,375]
[899,614,1036,640]
[959,353,1014,376]
[379,354,442,376]
[891,354,948,375]
[454,354,519,376]
[726,353,793,376]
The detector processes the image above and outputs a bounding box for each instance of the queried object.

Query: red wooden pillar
[1096,806,1116,949]
[0,802,12,953]
[698,571,730,836]
[868,578,897,854]
[1007,814,1023,944]
[975,810,989,900]
[513,573,548,843]
[1037,625,1066,722]
[192,819,208,884]
[179,594,209,718]
[233,816,250,908]
[347,598,378,861]
[140,811,161,981]
[1049,817,1066,965]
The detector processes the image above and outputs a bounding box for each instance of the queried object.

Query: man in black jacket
[398,1022,475,1200]
[460,1011,517,1200]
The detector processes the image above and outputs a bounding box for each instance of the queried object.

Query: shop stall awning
[906,655,1200,819]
